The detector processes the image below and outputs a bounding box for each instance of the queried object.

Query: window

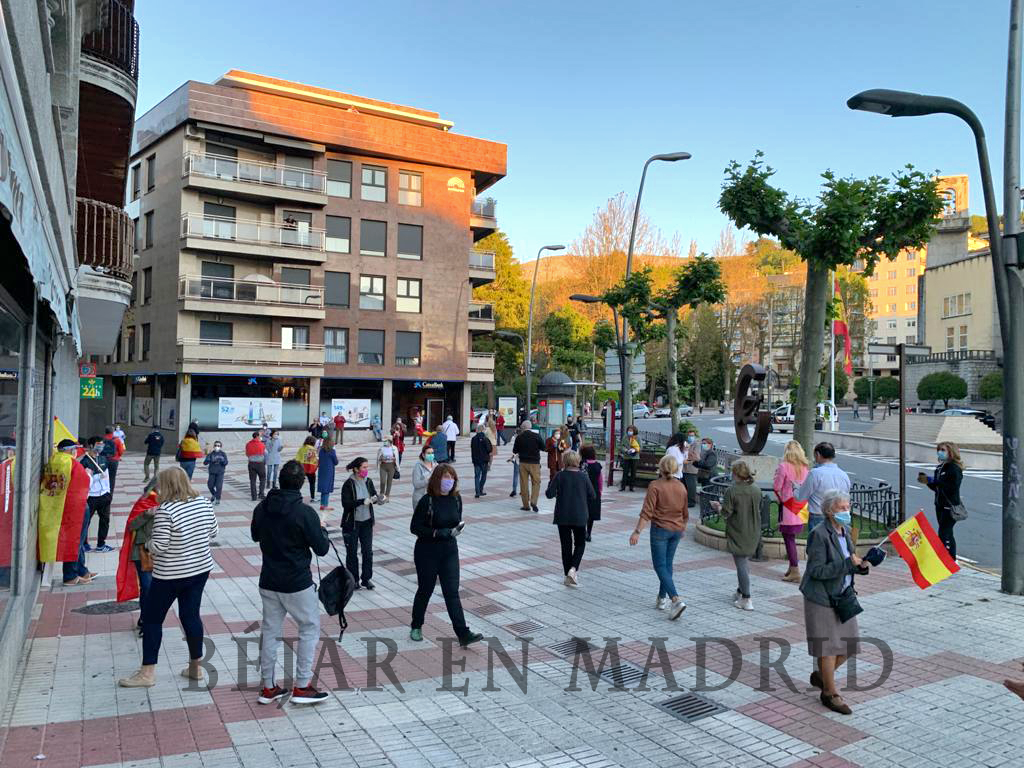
[141,323,151,361]
[942,292,972,318]
[201,261,234,299]
[886,335,897,344]
[869,288,878,298]
[905,334,916,344]
[887,355,897,362]
[203,202,236,239]
[396,278,421,313]
[358,329,384,364]
[960,324,968,350]
[281,210,313,247]
[887,303,897,312]
[852,259,865,271]
[325,327,348,364]
[143,267,152,304]
[359,275,385,310]
[281,325,310,349]
[887,320,897,330]
[907,319,917,328]
[144,210,154,248]
[887,286,897,296]
[113,331,121,363]
[399,171,422,206]
[325,215,351,253]
[282,154,313,189]
[395,331,421,366]
[946,326,955,351]
[327,159,352,197]
[360,219,387,257]
[133,217,140,252]
[907,268,917,277]
[397,223,423,260]
[887,270,897,280]
[146,154,156,191]
[325,271,350,308]
[199,320,232,345]
[280,267,310,286]
[907,252,917,261]
[126,326,136,361]
[906,301,917,311]
[130,164,140,201]
[906,284,916,294]
[870,273,879,281]
[361,165,387,202]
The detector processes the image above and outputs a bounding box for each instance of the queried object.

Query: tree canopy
[979,371,1003,400]
[917,371,968,409]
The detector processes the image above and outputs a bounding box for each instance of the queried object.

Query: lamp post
[848,18,1024,594]
[526,244,565,419]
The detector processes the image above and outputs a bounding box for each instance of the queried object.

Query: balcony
[177,275,326,320]
[468,301,496,332]
[467,351,495,383]
[183,152,328,206]
[181,213,326,263]
[177,338,325,377]
[470,197,497,242]
[79,0,139,105]
[469,249,496,286]
[75,198,134,355]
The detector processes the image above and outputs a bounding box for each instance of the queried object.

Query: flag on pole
[888,510,960,588]
[832,278,853,375]
[52,417,76,450]
[38,450,90,562]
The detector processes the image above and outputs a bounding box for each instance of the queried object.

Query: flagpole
[829,272,836,431]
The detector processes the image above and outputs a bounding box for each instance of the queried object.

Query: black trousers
[248,462,266,500]
[558,524,587,574]
[937,507,957,560]
[447,440,456,461]
[620,459,637,490]
[683,474,698,508]
[411,538,468,638]
[87,493,112,547]
[305,473,316,500]
[344,520,373,584]
[107,461,119,494]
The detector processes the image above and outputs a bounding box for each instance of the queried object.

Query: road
[624,411,1003,569]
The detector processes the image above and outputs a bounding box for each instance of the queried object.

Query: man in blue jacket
[143,428,164,483]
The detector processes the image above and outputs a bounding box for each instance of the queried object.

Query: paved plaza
[1,439,1023,768]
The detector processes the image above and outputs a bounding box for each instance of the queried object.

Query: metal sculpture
[733,363,772,454]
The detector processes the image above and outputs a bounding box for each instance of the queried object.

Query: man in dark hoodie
[251,460,330,706]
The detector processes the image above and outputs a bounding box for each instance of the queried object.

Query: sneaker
[362,580,375,590]
[181,666,204,681]
[734,597,754,611]
[531,504,539,513]
[118,669,155,688]
[291,685,328,704]
[669,601,687,621]
[509,491,517,498]
[62,576,83,586]
[566,567,579,587]
[94,544,115,553]
[655,597,667,611]
[410,628,423,642]
[258,685,288,704]
[82,542,92,552]
[458,632,484,648]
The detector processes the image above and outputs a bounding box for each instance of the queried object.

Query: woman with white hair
[801,488,865,716]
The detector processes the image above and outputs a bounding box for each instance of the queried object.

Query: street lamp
[526,244,566,418]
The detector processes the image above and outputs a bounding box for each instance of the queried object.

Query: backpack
[316,539,356,641]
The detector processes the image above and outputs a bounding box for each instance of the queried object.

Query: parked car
[633,404,652,419]
[941,408,997,430]
[677,404,695,417]
[652,406,671,418]
[771,402,834,432]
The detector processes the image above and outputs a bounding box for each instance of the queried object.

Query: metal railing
[907,349,997,364]
[81,0,139,81]
[468,301,495,320]
[472,197,497,218]
[181,213,326,251]
[177,337,325,351]
[183,152,327,194]
[76,197,134,281]
[469,250,496,269]
[468,351,495,370]
[177,275,324,308]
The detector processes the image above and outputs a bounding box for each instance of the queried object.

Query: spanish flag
[833,277,853,375]
[888,510,959,588]
[178,436,203,460]
[117,491,158,602]
[296,444,318,475]
[38,451,90,562]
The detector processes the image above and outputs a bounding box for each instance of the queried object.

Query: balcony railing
[178,275,324,308]
[181,213,326,251]
[183,152,327,194]
[472,197,497,218]
[81,0,139,81]
[179,338,325,351]
[468,352,496,370]
[469,250,496,269]
[76,197,134,281]
[468,301,495,321]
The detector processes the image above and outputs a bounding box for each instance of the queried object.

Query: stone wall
[905,353,1001,408]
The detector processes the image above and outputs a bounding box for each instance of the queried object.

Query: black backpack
[316,540,356,641]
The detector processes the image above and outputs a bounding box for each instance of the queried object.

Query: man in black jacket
[251,460,330,706]
[470,423,493,498]
[512,420,545,512]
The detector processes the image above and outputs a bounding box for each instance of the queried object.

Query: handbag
[393,467,401,480]
[937,483,968,521]
[139,545,154,572]
[830,585,863,624]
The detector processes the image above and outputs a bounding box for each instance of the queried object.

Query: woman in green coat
[711,460,763,611]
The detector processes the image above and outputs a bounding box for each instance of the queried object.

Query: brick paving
[1,438,1023,767]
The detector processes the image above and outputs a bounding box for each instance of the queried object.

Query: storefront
[393,379,463,432]
[320,378,383,431]
[188,374,311,432]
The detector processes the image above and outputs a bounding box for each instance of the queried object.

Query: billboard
[160,398,177,429]
[497,396,518,425]
[132,396,155,427]
[218,397,283,429]
[331,399,371,428]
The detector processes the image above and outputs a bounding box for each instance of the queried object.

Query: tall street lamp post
[526,244,565,418]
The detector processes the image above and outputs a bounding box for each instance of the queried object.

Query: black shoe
[585,534,592,542]
[474,494,480,498]
[459,631,484,648]
[520,506,530,511]
[362,580,375,590]
[809,671,823,690]
[531,504,539,513]
[291,685,329,704]
[480,492,487,496]
[353,582,361,591]
[509,491,517,497]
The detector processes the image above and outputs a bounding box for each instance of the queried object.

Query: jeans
[248,462,266,500]
[141,570,210,665]
[649,524,682,599]
[344,520,373,584]
[207,471,224,501]
[497,430,508,446]
[320,491,331,507]
[557,524,586,574]
[266,463,280,489]
[86,493,112,547]
[510,460,519,494]
[179,460,196,479]
[937,508,957,560]
[62,504,91,581]
[733,554,751,598]
[473,463,488,496]
[143,454,160,481]
[519,463,541,506]
[135,560,152,623]
[808,513,824,532]
[411,538,469,639]
[259,584,320,688]
[379,462,396,497]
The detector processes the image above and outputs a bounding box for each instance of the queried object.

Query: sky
[134,0,1013,262]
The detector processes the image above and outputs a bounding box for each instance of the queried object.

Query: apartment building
[91,71,506,442]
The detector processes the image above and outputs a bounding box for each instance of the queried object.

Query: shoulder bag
[937,481,968,521]
[824,528,863,624]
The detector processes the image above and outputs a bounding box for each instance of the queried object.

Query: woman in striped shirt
[119,466,219,688]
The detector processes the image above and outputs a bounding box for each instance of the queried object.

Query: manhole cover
[601,663,645,689]
[506,619,544,634]
[656,693,727,723]
[471,603,504,617]
[549,637,594,658]
[72,600,139,615]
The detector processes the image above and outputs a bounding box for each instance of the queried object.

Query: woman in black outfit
[341,457,379,590]
[546,450,596,587]
[580,445,602,542]
[923,441,964,559]
[409,464,483,647]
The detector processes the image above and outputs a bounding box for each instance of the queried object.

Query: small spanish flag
[38,451,90,562]
[888,510,959,588]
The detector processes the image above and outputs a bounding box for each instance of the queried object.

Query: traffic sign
[78,362,97,377]
[80,377,103,399]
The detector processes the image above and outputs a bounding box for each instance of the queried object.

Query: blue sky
[135,0,1012,262]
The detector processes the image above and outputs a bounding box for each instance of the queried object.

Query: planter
[693,523,888,560]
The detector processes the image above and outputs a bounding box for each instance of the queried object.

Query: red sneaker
[291,685,328,704]
[257,685,288,705]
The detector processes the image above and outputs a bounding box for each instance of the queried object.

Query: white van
[771,402,837,432]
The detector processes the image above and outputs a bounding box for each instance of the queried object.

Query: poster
[114,396,129,425]
[331,398,371,428]
[498,396,518,425]
[218,397,283,429]
[160,398,177,429]
[132,396,154,427]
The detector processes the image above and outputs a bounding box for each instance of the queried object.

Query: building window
[143,267,152,304]
[960,324,968,350]
[887,303,897,312]
[870,273,879,282]
[133,217,140,252]
[144,210,154,248]
[906,252,917,261]
[942,292,972,318]
[906,301,917,311]
[887,270,897,280]
[141,323,151,360]
[281,325,310,349]
[325,271,350,308]
[869,288,878,298]
[906,284,916,294]
[126,326,136,361]
[327,159,352,197]
[887,320,897,330]
[906,267,917,277]
[361,165,387,202]
[359,275,385,310]
[887,355,897,362]
[397,223,423,260]
[199,320,232,346]
[887,286,897,296]
[358,329,384,365]
[130,164,140,201]
[399,171,423,206]
[905,334,916,344]
[946,326,955,352]
[325,215,351,253]
[360,219,387,257]
[886,335,897,344]
[907,319,917,328]
[146,154,156,192]
[395,331,421,366]
[113,330,121,363]
[396,278,421,313]
[325,327,348,364]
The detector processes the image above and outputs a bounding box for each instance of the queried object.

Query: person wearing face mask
[664,434,686,483]
[412,444,436,510]
[922,441,964,560]
[376,436,398,502]
[203,442,228,506]
[681,430,700,508]
[341,457,380,590]
[800,489,865,716]
[694,437,719,487]
[619,426,641,492]
[710,460,763,611]
[408,465,483,647]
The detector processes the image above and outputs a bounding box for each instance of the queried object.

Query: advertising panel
[497,396,518,425]
[132,396,155,427]
[218,397,283,429]
[331,399,371,428]
[160,398,177,429]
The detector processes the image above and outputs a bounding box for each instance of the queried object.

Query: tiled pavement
[1,438,1023,767]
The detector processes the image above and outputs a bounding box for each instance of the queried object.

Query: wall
[904,356,1001,406]
[923,251,1000,356]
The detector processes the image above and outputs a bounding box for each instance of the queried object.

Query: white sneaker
[734,597,754,611]
[566,567,579,587]
[655,597,667,611]
[669,601,687,620]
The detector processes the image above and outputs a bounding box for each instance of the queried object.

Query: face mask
[425,452,434,461]
[687,436,696,444]
[937,450,948,462]
[834,509,852,525]
[702,443,712,452]
[214,445,222,451]
[440,476,455,494]
[358,468,369,478]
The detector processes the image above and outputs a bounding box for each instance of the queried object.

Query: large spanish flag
[833,277,853,375]
[38,451,90,562]
[888,510,959,588]
[117,491,158,602]
[178,436,203,460]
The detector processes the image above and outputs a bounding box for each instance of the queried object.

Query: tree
[473,231,529,330]
[979,371,1004,401]
[720,153,944,454]
[682,304,725,411]
[917,371,968,409]
[876,376,900,403]
[542,306,595,378]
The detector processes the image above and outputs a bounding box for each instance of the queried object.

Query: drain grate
[73,600,139,615]
[656,693,728,723]
[506,618,544,635]
[549,637,594,658]
[471,603,504,617]
[601,663,646,688]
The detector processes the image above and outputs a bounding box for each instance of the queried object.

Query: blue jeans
[142,571,210,665]
[179,459,196,479]
[320,491,331,507]
[135,560,152,623]
[474,463,488,495]
[62,505,92,581]
[808,513,824,531]
[510,460,519,493]
[649,524,682,599]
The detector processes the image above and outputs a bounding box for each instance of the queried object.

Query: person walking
[392,420,406,466]
[665,433,686,483]
[317,437,340,516]
[568,417,581,452]
[341,457,379,590]
[333,411,346,445]
[629,454,688,620]
[512,421,545,512]
[507,426,521,498]
[113,423,126,442]
[580,445,602,541]
[143,428,164,483]
[681,429,700,508]
[412,410,424,445]
[176,430,203,480]
[774,440,810,582]
[484,411,498,455]
[187,419,201,438]
[409,464,483,646]
[117,485,158,636]
[496,411,506,446]
[376,436,398,502]
[245,431,267,501]
[101,426,125,495]
[430,425,449,464]
[412,443,436,511]
[80,436,115,552]
[546,428,568,482]
[118,467,219,688]
[711,460,763,611]
[251,460,331,705]
[619,425,641,492]
[371,414,382,441]
[801,489,865,715]
[923,441,964,560]
[442,414,460,462]
[470,423,493,498]
[203,440,228,506]
[545,450,595,587]
[265,430,283,490]
[295,436,319,501]
[795,442,851,530]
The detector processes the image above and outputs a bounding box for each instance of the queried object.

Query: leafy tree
[542,306,595,377]
[979,371,1004,400]
[917,371,967,409]
[748,236,801,275]
[473,231,529,330]
[876,376,900,402]
[682,304,725,412]
[592,320,616,352]
[720,153,944,454]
